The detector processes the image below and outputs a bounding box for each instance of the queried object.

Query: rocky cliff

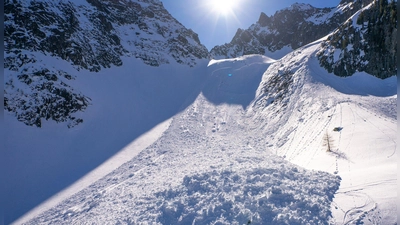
[4,0,209,127]
[317,0,396,79]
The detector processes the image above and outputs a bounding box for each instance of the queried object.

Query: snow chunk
[156,167,340,224]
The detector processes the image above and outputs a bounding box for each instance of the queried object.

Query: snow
[283,3,314,12]
[306,9,336,25]
[6,41,397,224]
[337,2,354,14]
[264,46,293,60]
[251,41,397,224]
[4,55,209,224]
[10,118,172,225]
[306,1,374,26]
[208,54,276,67]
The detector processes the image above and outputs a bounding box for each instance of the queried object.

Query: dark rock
[4,0,209,127]
[210,1,372,59]
[317,0,396,79]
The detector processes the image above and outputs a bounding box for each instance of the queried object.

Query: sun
[207,0,240,16]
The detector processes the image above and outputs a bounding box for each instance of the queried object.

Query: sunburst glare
[206,0,241,16]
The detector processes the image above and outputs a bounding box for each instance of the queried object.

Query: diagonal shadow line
[3,62,209,224]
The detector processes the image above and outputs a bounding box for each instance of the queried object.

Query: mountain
[4,0,396,129]
[210,0,396,79]
[4,0,209,127]
[4,0,397,224]
[317,0,397,79]
[210,0,373,60]
[4,0,209,69]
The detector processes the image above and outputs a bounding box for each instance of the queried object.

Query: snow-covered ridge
[208,54,276,67]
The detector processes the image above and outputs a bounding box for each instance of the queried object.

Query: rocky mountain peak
[284,2,314,11]
[257,12,271,27]
[4,0,209,128]
[339,0,362,4]
[210,0,370,60]
[4,0,209,70]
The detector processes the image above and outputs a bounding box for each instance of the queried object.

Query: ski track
[342,192,377,225]
[335,103,362,225]
[352,103,397,158]
[330,100,396,225]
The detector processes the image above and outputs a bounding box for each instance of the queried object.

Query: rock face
[4,0,209,127]
[4,64,91,128]
[210,1,372,60]
[317,0,397,79]
[4,0,209,70]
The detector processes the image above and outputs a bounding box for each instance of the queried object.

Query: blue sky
[162,0,341,50]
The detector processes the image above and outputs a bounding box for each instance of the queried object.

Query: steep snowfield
[5,54,209,224]
[9,42,396,224]
[249,41,397,224]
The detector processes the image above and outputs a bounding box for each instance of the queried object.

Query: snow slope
[12,40,397,224]
[4,54,209,224]
[10,118,172,225]
[249,41,397,224]
[17,54,340,225]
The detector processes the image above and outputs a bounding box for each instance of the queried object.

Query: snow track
[283,98,396,225]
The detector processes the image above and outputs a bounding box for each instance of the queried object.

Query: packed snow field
[9,42,397,224]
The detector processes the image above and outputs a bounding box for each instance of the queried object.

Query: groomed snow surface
[7,42,397,224]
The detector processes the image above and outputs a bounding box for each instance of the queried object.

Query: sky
[162,0,341,50]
